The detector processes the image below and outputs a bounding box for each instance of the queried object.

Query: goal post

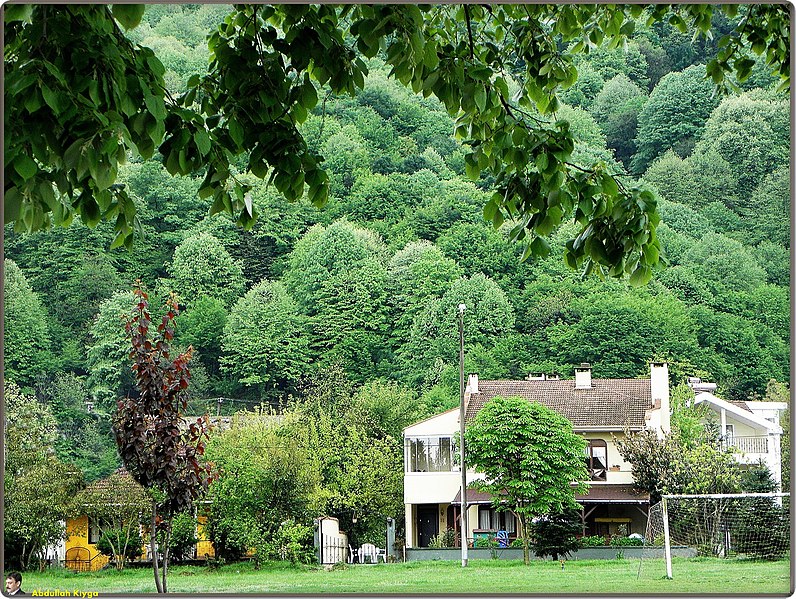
[661,495,672,579]
[644,492,790,579]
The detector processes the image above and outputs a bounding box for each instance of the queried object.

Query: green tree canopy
[544,290,701,379]
[401,273,515,386]
[289,368,405,546]
[283,219,388,314]
[177,296,228,375]
[4,382,84,571]
[465,396,588,564]
[590,74,646,167]
[615,429,740,504]
[691,90,789,199]
[632,65,719,173]
[387,240,463,347]
[743,167,789,249]
[283,220,391,380]
[204,411,322,563]
[220,280,310,404]
[86,290,137,408]
[166,231,245,308]
[3,259,54,388]
[8,4,787,281]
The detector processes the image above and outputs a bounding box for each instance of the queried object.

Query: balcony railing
[721,436,769,454]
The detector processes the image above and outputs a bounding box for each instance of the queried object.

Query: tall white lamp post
[458,303,468,567]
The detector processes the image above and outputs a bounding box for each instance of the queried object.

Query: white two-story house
[403,362,671,547]
[688,378,784,488]
[403,363,785,548]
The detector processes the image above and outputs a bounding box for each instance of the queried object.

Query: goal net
[641,493,790,578]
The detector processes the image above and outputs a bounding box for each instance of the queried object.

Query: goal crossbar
[662,493,789,500]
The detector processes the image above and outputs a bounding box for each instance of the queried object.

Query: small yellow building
[65,469,215,571]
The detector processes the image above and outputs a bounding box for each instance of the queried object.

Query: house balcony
[720,435,769,458]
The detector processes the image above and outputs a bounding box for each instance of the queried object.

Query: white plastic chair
[358,543,378,564]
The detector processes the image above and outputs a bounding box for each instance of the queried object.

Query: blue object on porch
[496,530,509,548]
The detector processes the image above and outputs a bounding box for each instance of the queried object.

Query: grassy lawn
[23,557,791,595]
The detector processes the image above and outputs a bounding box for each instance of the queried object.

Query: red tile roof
[77,468,148,506]
[465,378,652,429]
[729,400,753,413]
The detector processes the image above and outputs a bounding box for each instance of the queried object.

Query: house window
[584,439,607,481]
[477,506,516,533]
[478,507,491,529]
[88,518,102,545]
[406,437,453,472]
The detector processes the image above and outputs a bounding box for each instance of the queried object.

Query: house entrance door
[417,505,439,547]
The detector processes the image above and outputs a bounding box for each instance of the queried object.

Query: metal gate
[318,533,348,565]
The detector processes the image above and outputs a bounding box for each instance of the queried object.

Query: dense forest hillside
[4,4,789,483]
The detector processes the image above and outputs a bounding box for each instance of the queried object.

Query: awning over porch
[452,484,649,506]
[452,487,501,505]
[576,484,649,504]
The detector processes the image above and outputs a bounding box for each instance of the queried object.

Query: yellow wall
[196,514,215,559]
[65,516,110,571]
[64,512,224,565]
[66,516,152,571]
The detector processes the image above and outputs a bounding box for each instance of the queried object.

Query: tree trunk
[161,521,172,593]
[151,501,163,594]
[25,543,36,572]
[119,532,129,571]
[109,537,121,571]
[517,514,530,565]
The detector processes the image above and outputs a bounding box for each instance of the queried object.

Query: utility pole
[458,303,468,567]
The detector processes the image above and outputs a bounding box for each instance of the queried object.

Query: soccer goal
[643,493,790,578]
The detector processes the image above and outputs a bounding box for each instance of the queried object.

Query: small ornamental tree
[465,396,588,565]
[733,462,789,560]
[97,528,144,568]
[113,284,214,593]
[615,430,740,504]
[530,507,583,561]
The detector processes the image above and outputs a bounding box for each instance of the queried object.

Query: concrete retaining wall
[404,546,697,561]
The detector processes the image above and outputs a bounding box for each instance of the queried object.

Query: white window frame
[405,436,454,472]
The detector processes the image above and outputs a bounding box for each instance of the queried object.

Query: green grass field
[22,557,791,595]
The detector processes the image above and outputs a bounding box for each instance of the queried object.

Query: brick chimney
[650,362,670,435]
[574,363,592,389]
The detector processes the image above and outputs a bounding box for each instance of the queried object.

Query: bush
[474,536,499,548]
[168,511,199,562]
[530,508,582,560]
[609,536,643,547]
[428,528,457,548]
[578,535,608,548]
[260,520,315,565]
[96,527,143,568]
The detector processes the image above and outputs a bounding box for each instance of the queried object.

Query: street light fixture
[458,303,468,567]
